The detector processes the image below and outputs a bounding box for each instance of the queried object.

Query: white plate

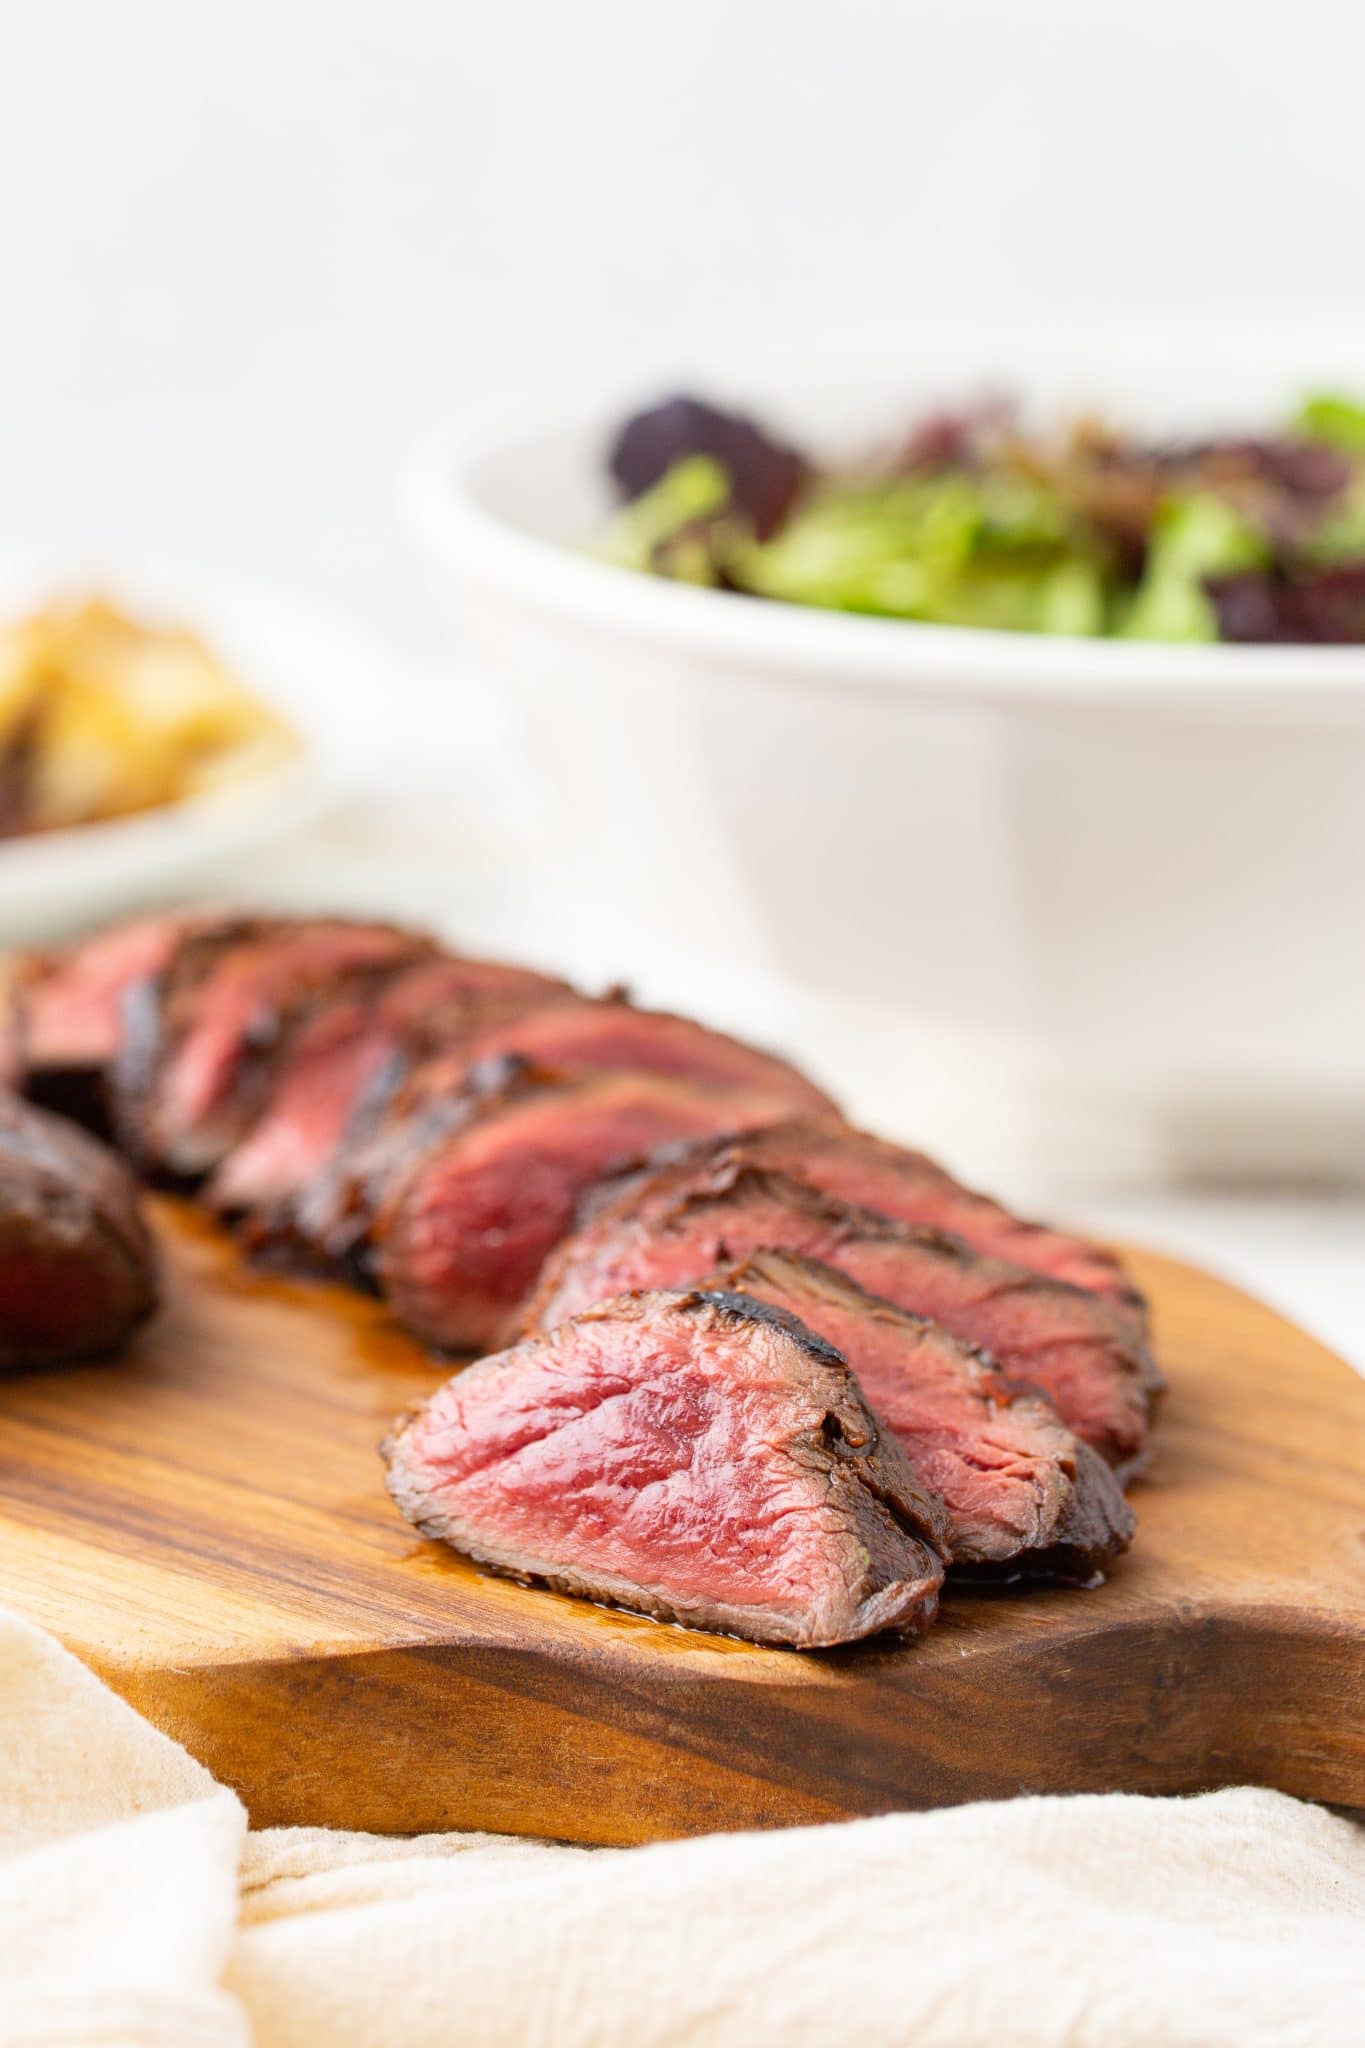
[0,556,405,943]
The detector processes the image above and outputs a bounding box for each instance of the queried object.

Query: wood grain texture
[0,1199,1361,1844]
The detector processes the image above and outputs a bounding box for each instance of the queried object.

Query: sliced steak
[382,1286,945,1648]
[383,996,837,1123]
[112,916,432,1177]
[2,908,215,1125]
[286,1009,831,1277]
[206,953,570,1217]
[709,1249,1134,1579]
[715,1120,1145,1330]
[0,1093,157,1369]
[293,997,835,1253]
[524,1155,1155,1470]
[369,1067,822,1353]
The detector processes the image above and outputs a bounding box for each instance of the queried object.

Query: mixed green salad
[598,391,1365,643]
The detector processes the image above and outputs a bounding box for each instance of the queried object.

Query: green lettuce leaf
[596,457,732,577]
[1120,494,1267,642]
[1293,391,1365,454]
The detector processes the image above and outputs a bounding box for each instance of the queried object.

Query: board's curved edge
[90,1590,1365,1843]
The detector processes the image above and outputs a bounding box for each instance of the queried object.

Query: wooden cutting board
[1,1199,1361,1844]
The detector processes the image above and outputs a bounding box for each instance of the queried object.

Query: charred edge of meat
[108,915,270,1171]
[515,1157,940,1336]
[1037,1440,1136,1582]
[19,1065,114,1137]
[375,1051,551,1174]
[570,1135,717,1229]
[346,1039,413,1133]
[943,1440,1136,1587]
[531,1148,1161,1397]
[278,1023,552,1245]
[113,917,437,1178]
[256,1195,380,1287]
[0,955,94,1126]
[683,1285,852,1376]
[381,1484,940,1648]
[785,1121,1152,1318]
[692,1164,1162,1400]
[353,1054,567,1250]
[112,969,185,1178]
[244,1043,422,1275]
[234,1208,381,1291]
[684,1285,958,1552]
[381,1289,945,1648]
[257,1052,570,1288]
[521,1164,1157,1479]
[709,1247,1131,1578]
[201,951,493,1221]
[578,1121,1151,1353]
[389,997,840,1125]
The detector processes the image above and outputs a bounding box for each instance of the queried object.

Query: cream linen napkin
[3,1609,1362,2048]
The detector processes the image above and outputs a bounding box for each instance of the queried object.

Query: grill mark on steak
[381,1286,945,1648]
[2,908,218,1129]
[378,998,838,1124]
[365,1066,833,1354]
[263,1048,546,1277]
[279,996,837,1277]
[522,1154,1156,1471]
[111,917,433,1179]
[702,1120,1147,1335]
[0,1092,157,1369]
[206,954,571,1219]
[111,913,277,1164]
[707,1248,1133,1579]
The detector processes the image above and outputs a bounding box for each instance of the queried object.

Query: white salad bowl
[409,334,1365,1189]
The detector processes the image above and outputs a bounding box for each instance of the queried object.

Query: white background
[1,0,1362,1360]
[3,0,1364,640]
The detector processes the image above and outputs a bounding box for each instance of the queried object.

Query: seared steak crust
[523,1151,1156,1470]
[382,1285,946,1648]
[2,908,216,1128]
[709,1120,1147,1335]
[379,997,838,1125]
[367,1066,821,1353]
[110,914,276,1164]
[110,917,432,1177]
[280,999,836,1282]
[709,1249,1134,1578]
[206,955,569,1219]
[0,1092,157,1369]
